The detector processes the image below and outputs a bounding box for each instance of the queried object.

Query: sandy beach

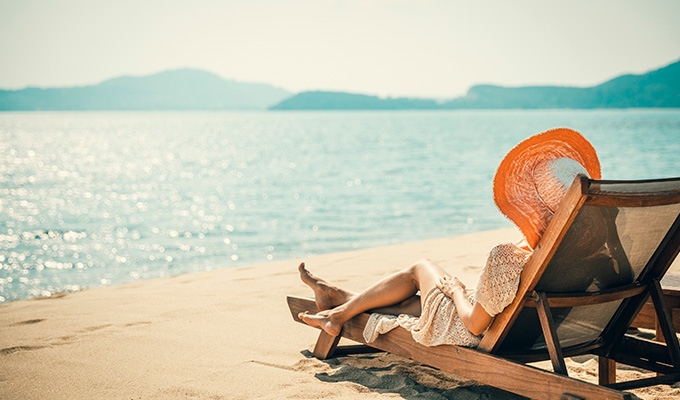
[1,227,679,400]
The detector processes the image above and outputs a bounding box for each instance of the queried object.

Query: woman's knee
[409,258,448,287]
[404,258,427,274]
[407,258,440,278]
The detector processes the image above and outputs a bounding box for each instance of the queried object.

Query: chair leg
[312,330,341,359]
[535,291,569,375]
[598,356,616,385]
[649,279,680,367]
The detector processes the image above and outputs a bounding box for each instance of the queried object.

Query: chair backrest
[478,176,680,356]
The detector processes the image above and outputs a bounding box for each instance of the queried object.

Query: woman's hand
[436,275,466,298]
[437,275,492,336]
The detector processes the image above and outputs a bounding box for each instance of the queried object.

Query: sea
[1,110,679,303]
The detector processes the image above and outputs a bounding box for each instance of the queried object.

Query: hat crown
[533,158,588,213]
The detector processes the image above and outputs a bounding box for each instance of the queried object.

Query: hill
[271,59,680,110]
[3,59,678,111]
[0,69,291,110]
[269,91,440,110]
[445,58,680,109]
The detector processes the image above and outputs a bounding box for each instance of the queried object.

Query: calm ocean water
[1,110,679,302]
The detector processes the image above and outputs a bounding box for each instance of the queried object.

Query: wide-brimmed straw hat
[493,128,601,249]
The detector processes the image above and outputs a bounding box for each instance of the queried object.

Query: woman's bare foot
[298,310,343,337]
[298,262,354,311]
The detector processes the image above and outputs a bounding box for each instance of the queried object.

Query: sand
[1,227,679,399]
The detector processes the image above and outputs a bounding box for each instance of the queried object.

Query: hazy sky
[1,0,679,97]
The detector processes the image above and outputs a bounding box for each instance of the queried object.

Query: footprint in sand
[80,324,113,333]
[0,345,47,355]
[11,318,45,326]
[124,321,152,327]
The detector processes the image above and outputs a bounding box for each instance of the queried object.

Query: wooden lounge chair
[287,175,680,400]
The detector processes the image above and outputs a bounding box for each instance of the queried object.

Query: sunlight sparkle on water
[1,110,679,302]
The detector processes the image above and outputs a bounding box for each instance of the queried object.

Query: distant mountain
[3,59,678,111]
[445,58,680,109]
[270,91,440,110]
[0,69,291,110]
[271,58,680,110]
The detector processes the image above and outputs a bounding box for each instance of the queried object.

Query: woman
[298,128,601,347]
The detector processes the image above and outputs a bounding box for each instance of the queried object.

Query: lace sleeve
[474,243,530,317]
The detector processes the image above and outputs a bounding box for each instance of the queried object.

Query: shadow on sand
[302,349,527,400]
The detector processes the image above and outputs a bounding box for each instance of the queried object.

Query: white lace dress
[363,242,531,347]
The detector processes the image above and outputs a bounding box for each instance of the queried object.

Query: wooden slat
[588,177,680,192]
[591,177,680,186]
[524,285,646,308]
[631,301,660,330]
[288,296,631,400]
[604,351,678,376]
[601,334,679,374]
[633,306,680,331]
[605,373,680,391]
[585,194,680,207]
[478,175,590,353]
[535,291,569,375]
[288,295,320,319]
[500,341,604,363]
[586,177,680,207]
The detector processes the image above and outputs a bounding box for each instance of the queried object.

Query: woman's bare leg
[299,262,421,315]
[299,259,449,336]
[372,295,422,316]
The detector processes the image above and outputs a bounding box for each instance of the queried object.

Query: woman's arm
[436,276,492,336]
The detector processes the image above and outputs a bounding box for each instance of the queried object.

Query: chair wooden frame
[288,176,680,400]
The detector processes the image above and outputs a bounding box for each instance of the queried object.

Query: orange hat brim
[493,128,601,248]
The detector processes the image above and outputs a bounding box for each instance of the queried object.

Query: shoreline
[1,227,678,399]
